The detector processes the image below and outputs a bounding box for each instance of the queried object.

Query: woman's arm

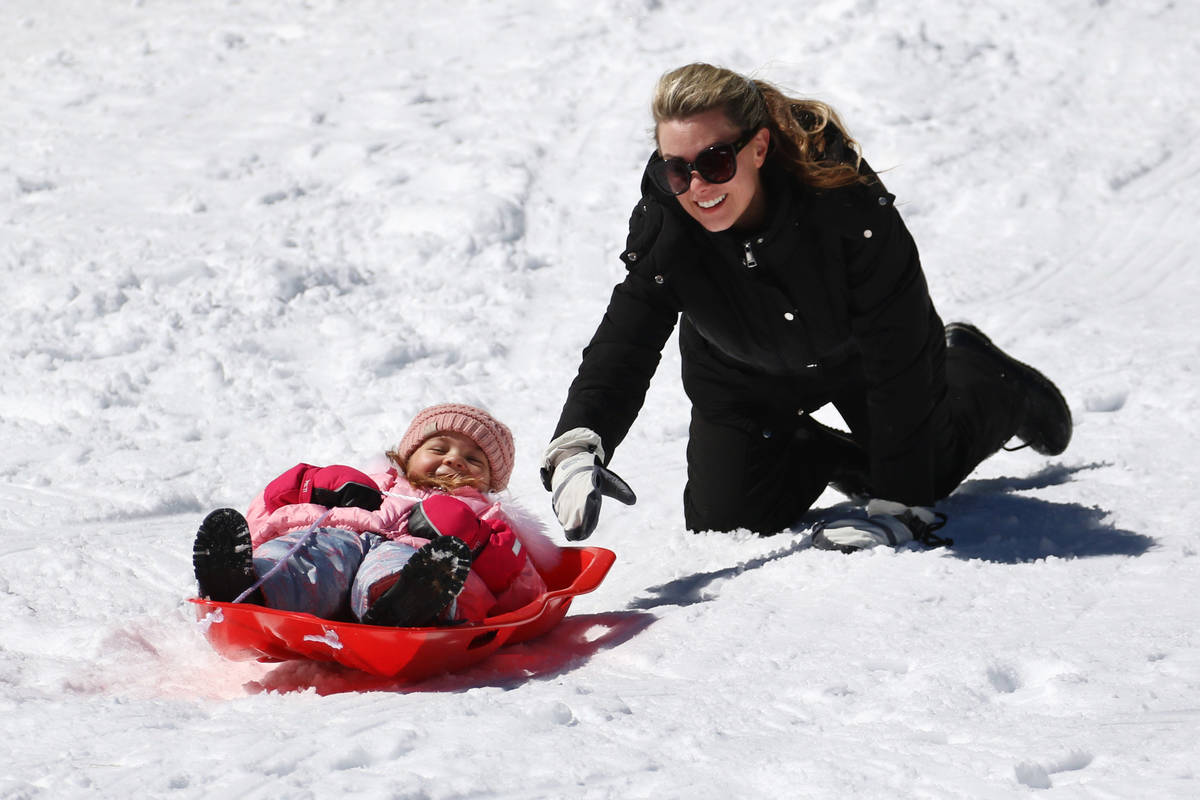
[552,198,682,460]
[841,190,943,506]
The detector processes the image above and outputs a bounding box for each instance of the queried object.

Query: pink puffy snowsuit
[244,467,558,623]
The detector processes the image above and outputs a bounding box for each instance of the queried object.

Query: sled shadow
[243,611,655,696]
[810,461,1154,564]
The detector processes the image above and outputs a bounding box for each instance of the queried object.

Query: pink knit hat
[395,403,515,491]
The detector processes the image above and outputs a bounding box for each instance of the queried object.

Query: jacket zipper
[742,239,758,269]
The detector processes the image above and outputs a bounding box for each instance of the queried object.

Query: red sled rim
[190,545,615,681]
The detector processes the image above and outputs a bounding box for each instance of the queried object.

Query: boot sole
[193,508,259,603]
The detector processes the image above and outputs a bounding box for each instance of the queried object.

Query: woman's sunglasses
[649,130,756,196]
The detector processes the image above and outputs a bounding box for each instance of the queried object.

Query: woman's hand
[810,499,951,553]
[540,428,637,541]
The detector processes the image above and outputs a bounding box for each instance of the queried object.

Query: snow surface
[2,0,1199,797]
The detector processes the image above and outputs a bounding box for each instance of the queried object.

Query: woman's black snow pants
[682,328,1025,534]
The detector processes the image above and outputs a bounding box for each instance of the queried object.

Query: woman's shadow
[630,461,1153,611]
[931,461,1153,562]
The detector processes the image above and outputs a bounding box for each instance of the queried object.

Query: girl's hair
[385,448,488,493]
[651,63,867,189]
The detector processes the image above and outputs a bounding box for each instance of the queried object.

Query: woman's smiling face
[656,108,770,233]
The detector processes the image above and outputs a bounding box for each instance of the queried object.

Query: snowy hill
[2,1,1198,797]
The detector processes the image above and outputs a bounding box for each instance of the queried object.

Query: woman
[540,63,1071,551]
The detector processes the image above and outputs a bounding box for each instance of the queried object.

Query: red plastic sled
[190,546,615,681]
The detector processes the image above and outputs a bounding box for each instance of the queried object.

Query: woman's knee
[683,480,813,535]
[683,483,750,533]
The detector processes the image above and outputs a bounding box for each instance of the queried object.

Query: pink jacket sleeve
[245,492,387,549]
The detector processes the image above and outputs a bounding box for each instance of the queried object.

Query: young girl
[193,403,558,627]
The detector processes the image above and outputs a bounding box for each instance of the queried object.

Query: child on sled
[192,403,559,627]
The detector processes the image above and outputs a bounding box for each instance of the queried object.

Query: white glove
[540,428,636,541]
[811,498,950,553]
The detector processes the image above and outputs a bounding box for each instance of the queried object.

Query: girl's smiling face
[656,108,770,233]
[405,432,492,491]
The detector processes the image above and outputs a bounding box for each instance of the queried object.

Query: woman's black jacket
[553,159,946,507]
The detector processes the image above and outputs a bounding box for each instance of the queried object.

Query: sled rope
[232,507,334,604]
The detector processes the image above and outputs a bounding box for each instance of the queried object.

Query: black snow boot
[193,508,263,604]
[945,322,1073,456]
[361,535,473,628]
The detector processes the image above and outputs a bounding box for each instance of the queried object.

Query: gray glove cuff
[866,498,937,525]
[540,427,605,490]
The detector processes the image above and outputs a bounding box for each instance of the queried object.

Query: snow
[2,0,1198,796]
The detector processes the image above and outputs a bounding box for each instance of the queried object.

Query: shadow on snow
[242,611,656,696]
[802,461,1152,564]
[930,461,1153,563]
[237,463,1148,693]
[628,537,814,611]
[628,461,1153,612]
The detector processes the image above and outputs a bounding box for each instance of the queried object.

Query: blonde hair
[385,447,490,493]
[651,63,867,190]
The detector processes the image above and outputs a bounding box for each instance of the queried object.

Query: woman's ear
[752,127,770,167]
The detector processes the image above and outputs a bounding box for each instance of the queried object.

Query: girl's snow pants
[252,528,419,621]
